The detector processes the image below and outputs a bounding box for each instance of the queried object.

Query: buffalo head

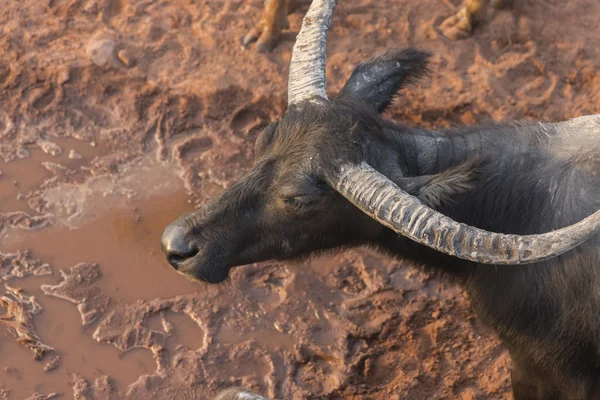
[161,0,600,283]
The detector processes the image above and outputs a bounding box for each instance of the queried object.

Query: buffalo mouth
[173,256,231,284]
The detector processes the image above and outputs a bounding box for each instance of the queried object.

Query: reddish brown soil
[0,0,599,399]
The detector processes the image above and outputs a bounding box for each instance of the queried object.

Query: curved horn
[332,162,600,265]
[288,0,339,105]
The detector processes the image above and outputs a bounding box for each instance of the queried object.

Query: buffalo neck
[392,121,542,177]
[377,120,591,278]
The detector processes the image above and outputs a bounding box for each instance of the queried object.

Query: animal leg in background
[243,0,296,52]
[244,0,508,52]
[439,0,504,40]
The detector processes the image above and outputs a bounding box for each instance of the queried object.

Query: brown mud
[0,0,599,398]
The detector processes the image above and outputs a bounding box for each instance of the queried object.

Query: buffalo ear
[398,158,486,209]
[335,49,432,113]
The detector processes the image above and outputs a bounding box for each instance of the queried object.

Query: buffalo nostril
[161,223,199,269]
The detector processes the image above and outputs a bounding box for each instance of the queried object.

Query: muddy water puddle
[0,158,213,398]
[145,311,206,354]
[1,312,155,398]
[0,138,99,213]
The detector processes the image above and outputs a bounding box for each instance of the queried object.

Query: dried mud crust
[0,285,59,372]
[0,0,599,399]
[0,251,52,282]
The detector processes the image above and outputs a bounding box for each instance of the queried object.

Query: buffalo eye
[279,192,322,219]
[278,175,328,216]
[282,194,316,208]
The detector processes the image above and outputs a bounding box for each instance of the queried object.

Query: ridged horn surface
[287,0,339,105]
[333,162,600,265]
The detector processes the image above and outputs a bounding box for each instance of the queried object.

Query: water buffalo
[243,0,505,52]
[162,0,600,398]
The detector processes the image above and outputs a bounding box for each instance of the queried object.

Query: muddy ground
[0,0,599,399]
